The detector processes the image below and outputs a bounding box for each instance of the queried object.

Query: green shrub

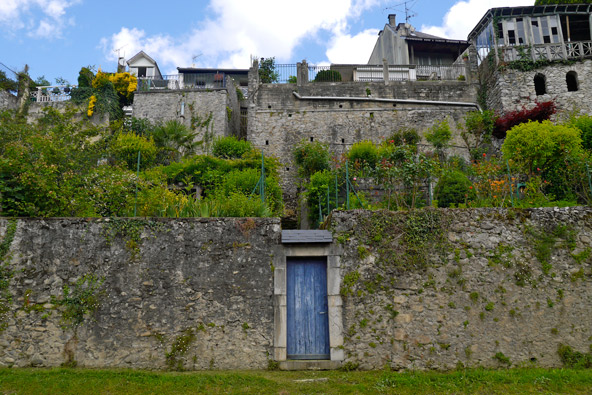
[293,140,330,178]
[385,128,420,148]
[217,168,283,215]
[314,70,342,82]
[212,136,253,159]
[85,165,137,217]
[123,117,155,137]
[151,120,197,162]
[435,170,475,208]
[347,140,378,169]
[570,114,592,151]
[217,191,272,217]
[462,110,496,161]
[305,170,337,226]
[557,344,592,368]
[111,132,158,170]
[502,120,582,175]
[425,120,452,162]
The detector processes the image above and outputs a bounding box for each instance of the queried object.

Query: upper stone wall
[0,91,17,111]
[486,59,592,115]
[248,82,479,207]
[133,90,233,152]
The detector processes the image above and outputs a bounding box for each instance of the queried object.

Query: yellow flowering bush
[92,70,137,106]
[108,72,137,102]
[87,95,97,117]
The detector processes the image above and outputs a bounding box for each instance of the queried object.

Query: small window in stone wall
[534,73,546,96]
[566,71,578,92]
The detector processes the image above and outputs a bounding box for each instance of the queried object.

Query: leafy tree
[569,114,592,151]
[385,128,420,149]
[258,57,279,83]
[425,120,452,163]
[0,108,113,216]
[293,140,330,178]
[376,144,438,209]
[0,70,17,93]
[33,75,50,87]
[461,110,496,160]
[347,140,378,169]
[304,170,337,225]
[314,70,342,82]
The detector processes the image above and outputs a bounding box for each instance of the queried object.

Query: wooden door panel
[287,257,330,359]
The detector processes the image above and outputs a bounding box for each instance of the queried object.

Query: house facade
[469,4,592,114]
[469,3,592,65]
[368,14,469,66]
[127,50,163,79]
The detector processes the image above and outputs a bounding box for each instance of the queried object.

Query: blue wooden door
[287,257,330,360]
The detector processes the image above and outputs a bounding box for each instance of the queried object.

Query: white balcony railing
[30,85,76,103]
[501,41,592,63]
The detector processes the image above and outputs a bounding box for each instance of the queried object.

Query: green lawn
[0,368,590,394]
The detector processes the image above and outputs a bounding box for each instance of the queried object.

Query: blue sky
[0,0,533,85]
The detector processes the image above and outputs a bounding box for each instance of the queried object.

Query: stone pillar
[297,59,308,86]
[382,58,389,86]
[248,58,260,99]
[16,65,30,116]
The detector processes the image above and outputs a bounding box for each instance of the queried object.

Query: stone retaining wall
[248,82,479,208]
[0,217,280,370]
[1,207,590,370]
[0,91,17,111]
[132,88,238,153]
[329,207,592,370]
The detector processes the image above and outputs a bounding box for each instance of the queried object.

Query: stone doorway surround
[273,230,344,370]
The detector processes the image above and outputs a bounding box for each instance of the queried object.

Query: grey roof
[281,230,333,244]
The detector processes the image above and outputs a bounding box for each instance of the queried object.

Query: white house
[127,51,163,79]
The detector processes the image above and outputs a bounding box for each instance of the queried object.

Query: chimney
[388,14,396,27]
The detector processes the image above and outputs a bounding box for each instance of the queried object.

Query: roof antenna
[192,53,202,68]
[114,45,128,72]
[385,0,418,24]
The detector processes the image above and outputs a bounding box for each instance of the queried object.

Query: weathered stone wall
[330,207,592,370]
[2,207,590,371]
[0,91,17,111]
[248,82,479,208]
[486,59,592,115]
[26,101,109,125]
[132,90,232,152]
[0,217,280,370]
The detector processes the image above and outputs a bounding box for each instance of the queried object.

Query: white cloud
[421,0,534,40]
[326,29,379,64]
[0,0,80,39]
[101,0,382,72]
